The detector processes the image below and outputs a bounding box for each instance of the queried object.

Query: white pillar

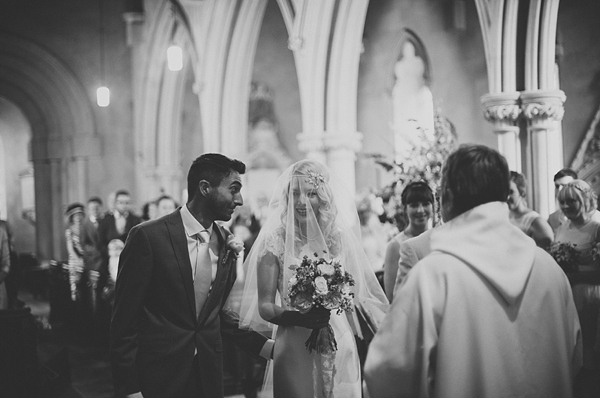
[297,132,327,164]
[323,131,363,197]
[481,92,522,172]
[521,90,566,218]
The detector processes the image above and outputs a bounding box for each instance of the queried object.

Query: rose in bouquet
[547,242,579,273]
[287,252,355,354]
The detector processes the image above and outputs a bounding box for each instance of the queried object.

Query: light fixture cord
[98,0,105,86]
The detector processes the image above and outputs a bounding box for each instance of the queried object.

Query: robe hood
[430,201,536,306]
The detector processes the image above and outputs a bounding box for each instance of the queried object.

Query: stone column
[521,89,566,218]
[297,132,327,164]
[155,164,183,200]
[323,131,363,197]
[481,92,522,172]
[69,156,88,203]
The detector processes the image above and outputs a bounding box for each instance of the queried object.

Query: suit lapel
[166,211,197,319]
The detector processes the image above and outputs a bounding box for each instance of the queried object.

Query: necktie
[193,230,212,318]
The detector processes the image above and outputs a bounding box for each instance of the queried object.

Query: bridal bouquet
[548,242,579,273]
[287,252,355,354]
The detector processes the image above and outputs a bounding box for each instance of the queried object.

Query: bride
[237,159,388,398]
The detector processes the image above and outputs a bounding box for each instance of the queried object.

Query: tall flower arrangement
[369,113,457,226]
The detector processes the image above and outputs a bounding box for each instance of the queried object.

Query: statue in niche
[245,82,292,225]
[392,39,435,162]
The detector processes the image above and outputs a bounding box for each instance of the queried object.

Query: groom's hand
[279,307,331,329]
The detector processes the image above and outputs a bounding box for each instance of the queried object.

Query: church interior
[1,0,600,397]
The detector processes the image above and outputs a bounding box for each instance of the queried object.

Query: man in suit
[110,153,273,398]
[98,190,142,253]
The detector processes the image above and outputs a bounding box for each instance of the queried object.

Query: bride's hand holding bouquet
[287,252,355,354]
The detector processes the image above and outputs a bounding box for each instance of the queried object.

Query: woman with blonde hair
[238,159,388,397]
[554,179,600,371]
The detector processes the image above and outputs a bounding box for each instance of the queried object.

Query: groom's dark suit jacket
[110,210,267,398]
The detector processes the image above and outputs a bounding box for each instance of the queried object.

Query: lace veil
[235,159,388,337]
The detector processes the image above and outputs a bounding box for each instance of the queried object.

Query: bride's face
[292,178,320,221]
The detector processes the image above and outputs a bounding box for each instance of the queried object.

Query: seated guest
[365,145,582,398]
[383,181,433,301]
[554,179,600,370]
[508,171,553,248]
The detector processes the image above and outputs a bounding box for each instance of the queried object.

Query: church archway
[0,33,99,260]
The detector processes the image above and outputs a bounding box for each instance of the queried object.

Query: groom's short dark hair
[187,153,246,202]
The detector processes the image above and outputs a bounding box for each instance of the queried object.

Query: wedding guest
[141,201,157,222]
[98,189,142,264]
[238,159,388,397]
[383,181,433,301]
[548,168,578,231]
[0,212,21,309]
[155,194,178,218]
[65,203,86,301]
[111,153,273,398]
[86,196,104,227]
[365,145,582,398]
[81,196,104,311]
[554,179,600,371]
[508,171,553,248]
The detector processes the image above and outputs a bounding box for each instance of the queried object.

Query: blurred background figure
[0,213,11,310]
[141,201,158,221]
[548,169,578,232]
[553,179,600,373]
[81,196,104,313]
[97,189,141,339]
[508,171,553,248]
[102,238,124,307]
[0,211,22,309]
[383,181,434,301]
[155,194,178,218]
[65,203,85,302]
[357,191,387,276]
[231,205,260,260]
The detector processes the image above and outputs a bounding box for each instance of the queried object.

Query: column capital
[520,89,566,122]
[481,92,521,124]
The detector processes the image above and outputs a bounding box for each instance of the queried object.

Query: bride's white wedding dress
[268,241,361,398]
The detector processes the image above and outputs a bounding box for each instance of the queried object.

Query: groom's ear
[198,180,211,197]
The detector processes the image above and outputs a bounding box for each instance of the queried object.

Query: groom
[110,153,273,398]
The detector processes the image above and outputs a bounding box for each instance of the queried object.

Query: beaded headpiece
[305,170,325,188]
